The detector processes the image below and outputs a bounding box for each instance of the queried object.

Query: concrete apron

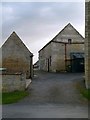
[25,79,32,89]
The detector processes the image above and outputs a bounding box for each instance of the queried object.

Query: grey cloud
[2,2,84,24]
[2,2,85,63]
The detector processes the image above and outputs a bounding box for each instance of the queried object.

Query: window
[68,39,72,44]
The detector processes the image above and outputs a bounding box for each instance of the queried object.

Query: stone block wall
[51,42,65,72]
[1,32,33,79]
[52,42,84,72]
[2,57,31,79]
[39,41,84,72]
[39,43,52,71]
[85,1,90,88]
[1,73,26,92]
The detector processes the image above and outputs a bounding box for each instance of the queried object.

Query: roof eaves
[1,31,33,57]
[39,23,84,52]
[38,23,70,52]
[70,24,85,39]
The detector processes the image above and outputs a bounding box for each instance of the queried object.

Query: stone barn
[39,23,85,72]
[1,32,33,79]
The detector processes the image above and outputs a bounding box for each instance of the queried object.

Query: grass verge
[0,91,29,104]
[80,88,90,100]
[76,80,90,100]
[0,93,1,104]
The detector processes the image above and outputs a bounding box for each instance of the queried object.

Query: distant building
[85,1,90,89]
[39,23,84,72]
[1,32,33,79]
[33,60,39,69]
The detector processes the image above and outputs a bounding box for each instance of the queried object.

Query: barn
[1,32,33,79]
[39,23,85,73]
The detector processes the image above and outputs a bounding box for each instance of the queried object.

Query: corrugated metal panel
[70,52,84,59]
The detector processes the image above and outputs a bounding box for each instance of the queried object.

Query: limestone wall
[39,43,52,71]
[1,32,33,79]
[1,73,26,92]
[66,44,84,58]
[51,42,84,72]
[39,41,84,72]
[53,23,84,43]
[85,1,90,88]
[51,42,65,72]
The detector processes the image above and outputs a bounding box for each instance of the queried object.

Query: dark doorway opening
[70,52,84,73]
[71,58,84,72]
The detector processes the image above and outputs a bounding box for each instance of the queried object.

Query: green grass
[80,88,90,100]
[0,93,2,104]
[0,91,29,104]
[76,80,90,100]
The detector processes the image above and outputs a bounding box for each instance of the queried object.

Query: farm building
[39,23,85,73]
[33,60,39,69]
[85,1,90,89]
[1,31,33,79]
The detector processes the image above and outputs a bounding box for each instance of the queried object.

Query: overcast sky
[1,2,85,63]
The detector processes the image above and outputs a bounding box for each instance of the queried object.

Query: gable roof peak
[2,31,33,56]
[10,31,18,37]
[39,23,84,52]
[68,23,71,25]
[12,31,16,34]
[67,23,72,26]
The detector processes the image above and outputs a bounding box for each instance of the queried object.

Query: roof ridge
[39,23,84,52]
[1,31,33,56]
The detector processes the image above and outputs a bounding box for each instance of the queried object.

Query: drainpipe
[29,55,33,79]
[65,43,67,71]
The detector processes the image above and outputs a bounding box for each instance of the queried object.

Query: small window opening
[68,39,72,44]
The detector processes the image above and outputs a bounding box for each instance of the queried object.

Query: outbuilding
[39,23,85,72]
[1,32,33,79]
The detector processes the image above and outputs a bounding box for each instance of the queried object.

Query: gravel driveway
[2,70,88,118]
